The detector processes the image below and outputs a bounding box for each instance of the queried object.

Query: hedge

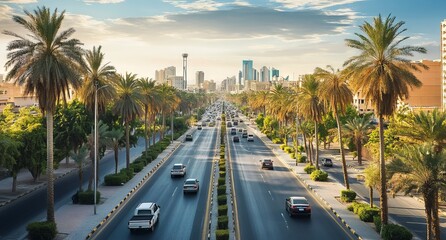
[304,164,316,174]
[341,189,357,202]
[131,162,144,173]
[284,146,294,153]
[280,144,287,150]
[297,154,307,163]
[374,215,381,233]
[104,173,127,186]
[310,170,328,181]
[217,216,228,229]
[218,205,228,216]
[217,185,226,195]
[358,207,379,222]
[78,190,100,204]
[219,171,226,178]
[218,195,227,205]
[218,177,226,186]
[27,221,57,240]
[381,224,413,240]
[272,138,283,144]
[215,229,230,240]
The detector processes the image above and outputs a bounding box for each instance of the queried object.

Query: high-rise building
[271,68,280,80]
[238,71,243,85]
[155,69,165,83]
[242,60,253,80]
[165,66,176,79]
[253,68,259,81]
[167,76,184,90]
[195,71,204,88]
[260,66,270,82]
[442,19,446,109]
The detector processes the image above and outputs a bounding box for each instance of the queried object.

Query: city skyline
[0,0,445,84]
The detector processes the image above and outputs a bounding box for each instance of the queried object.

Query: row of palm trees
[230,14,439,239]
[3,6,209,226]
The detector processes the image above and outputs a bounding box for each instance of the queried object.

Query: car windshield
[173,165,183,169]
[292,199,308,205]
[185,180,196,184]
[263,160,272,164]
[325,159,332,162]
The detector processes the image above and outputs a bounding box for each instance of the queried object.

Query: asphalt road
[0,136,148,239]
[229,125,357,240]
[320,153,446,240]
[95,126,217,240]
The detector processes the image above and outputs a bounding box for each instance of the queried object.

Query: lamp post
[94,82,108,215]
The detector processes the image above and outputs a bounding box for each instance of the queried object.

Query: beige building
[203,80,216,92]
[0,82,38,112]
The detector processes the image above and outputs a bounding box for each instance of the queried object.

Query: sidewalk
[0,131,191,240]
[245,121,381,240]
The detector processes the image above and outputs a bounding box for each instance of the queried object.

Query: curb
[85,137,184,239]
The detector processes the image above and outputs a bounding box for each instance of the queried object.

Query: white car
[183,178,199,193]
[247,134,254,142]
[171,163,186,177]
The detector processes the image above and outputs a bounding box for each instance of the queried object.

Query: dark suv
[260,159,274,170]
[321,158,333,167]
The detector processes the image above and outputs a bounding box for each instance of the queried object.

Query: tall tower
[442,20,446,110]
[182,53,188,90]
[196,71,204,89]
[242,60,253,81]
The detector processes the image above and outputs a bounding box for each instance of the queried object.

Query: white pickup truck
[128,202,160,232]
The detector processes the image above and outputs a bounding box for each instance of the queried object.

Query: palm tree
[103,128,124,174]
[344,113,375,165]
[137,78,158,151]
[3,6,85,223]
[113,72,143,168]
[297,75,325,169]
[158,84,176,139]
[70,144,89,192]
[388,143,445,240]
[344,14,427,225]
[315,65,353,189]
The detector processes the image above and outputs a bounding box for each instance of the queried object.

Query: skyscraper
[260,66,270,82]
[442,19,446,109]
[238,70,243,85]
[271,68,280,80]
[242,60,253,81]
[195,71,204,88]
[182,53,188,90]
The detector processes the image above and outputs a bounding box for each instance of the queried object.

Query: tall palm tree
[103,128,124,174]
[297,75,325,169]
[113,72,143,168]
[3,6,85,223]
[344,14,427,225]
[158,84,176,139]
[388,143,445,240]
[315,66,353,189]
[137,78,158,151]
[344,113,375,165]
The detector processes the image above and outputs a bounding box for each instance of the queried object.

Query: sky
[0,0,445,85]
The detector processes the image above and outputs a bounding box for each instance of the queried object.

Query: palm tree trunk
[431,189,440,240]
[114,147,119,174]
[424,192,433,240]
[335,110,349,189]
[369,187,373,208]
[315,123,319,170]
[378,114,388,225]
[46,112,55,223]
[162,113,166,139]
[12,173,17,192]
[125,121,130,168]
[357,139,363,165]
[78,169,83,192]
[144,106,148,151]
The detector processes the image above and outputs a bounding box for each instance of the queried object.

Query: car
[227,122,232,127]
[170,163,186,177]
[260,159,274,170]
[321,158,333,167]
[247,134,254,142]
[231,128,237,135]
[183,178,199,193]
[233,136,240,142]
[238,128,243,132]
[197,124,202,130]
[285,196,311,217]
[202,122,207,127]
[242,133,248,138]
[128,202,160,232]
[185,134,193,141]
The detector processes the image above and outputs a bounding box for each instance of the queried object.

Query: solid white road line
[172,187,178,197]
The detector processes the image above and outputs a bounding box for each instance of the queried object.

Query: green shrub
[217,216,228,229]
[341,189,357,202]
[280,144,287,150]
[304,164,316,174]
[220,165,226,172]
[347,202,355,212]
[272,138,283,144]
[289,153,296,159]
[284,146,294,153]
[27,221,57,240]
[381,224,413,240]
[131,162,144,173]
[218,205,228,216]
[374,215,381,233]
[218,177,226,186]
[217,185,226,195]
[78,190,100,204]
[297,145,305,152]
[359,207,380,222]
[215,229,229,240]
[217,195,227,205]
[104,173,127,186]
[310,170,328,181]
[219,171,226,178]
[120,167,134,180]
[353,202,368,215]
[297,154,307,163]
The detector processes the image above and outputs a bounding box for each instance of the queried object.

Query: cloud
[163,0,251,11]
[83,0,124,3]
[0,0,37,3]
[274,0,363,9]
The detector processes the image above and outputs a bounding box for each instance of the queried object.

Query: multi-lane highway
[228,121,357,240]
[95,126,218,239]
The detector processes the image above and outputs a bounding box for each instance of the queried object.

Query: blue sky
[0,0,445,84]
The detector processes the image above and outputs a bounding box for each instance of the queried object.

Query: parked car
[247,134,254,142]
[185,134,193,141]
[128,202,160,232]
[321,158,333,167]
[233,136,240,142]
[183,178,200,193]
[170,163,186,177]
[285,196,311,217]
[260,159,274,170]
